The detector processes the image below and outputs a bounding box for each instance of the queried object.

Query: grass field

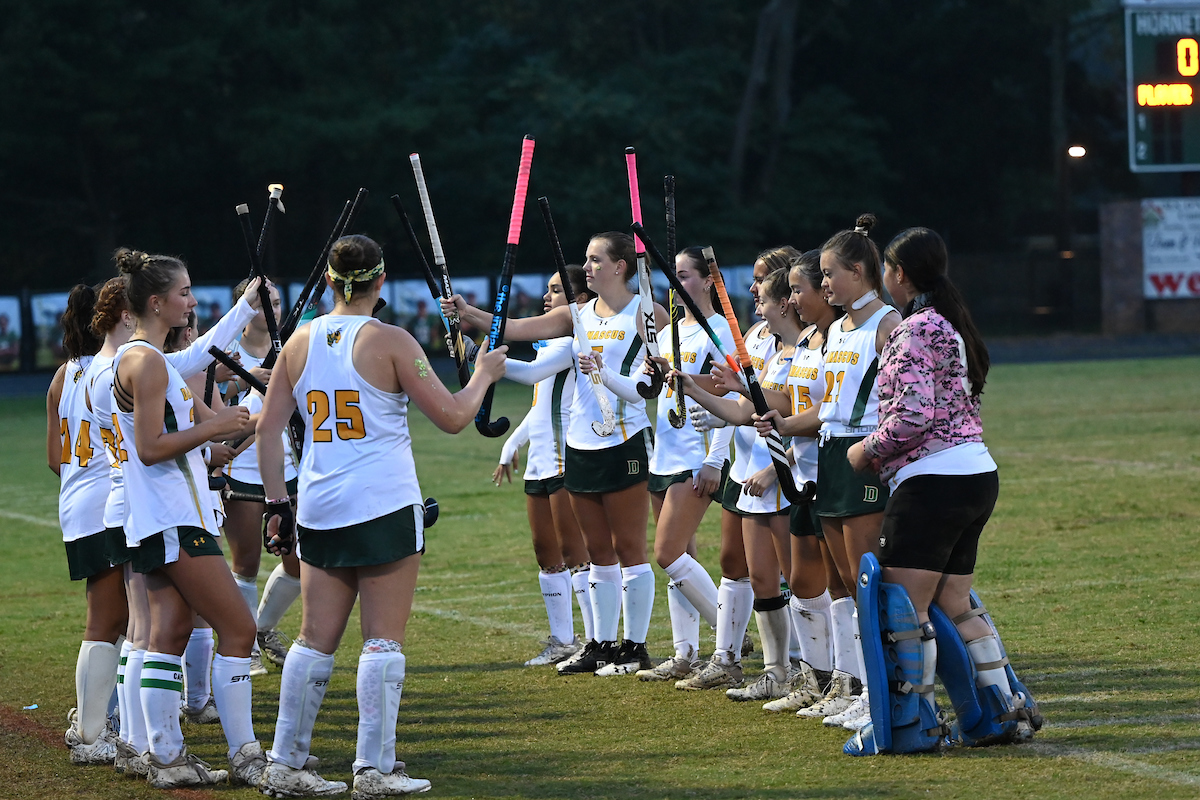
[2,356,1200,799]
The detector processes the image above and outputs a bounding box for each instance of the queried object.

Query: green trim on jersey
[700,352,717,375]
[163,397,207,523]
[849,357,879,427]
[550,370,568,473]
[619,334,645,376]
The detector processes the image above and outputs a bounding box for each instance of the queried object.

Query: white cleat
[352,766,432,798]
[250,651,269,677]
[230,741,269,787]
[636,654,700,682]
[797,670,860,719]
[725,670,787,702]
[524,635,581,667]
[64,724,117,765]
[260,760,348,797]
[146,747,229,788]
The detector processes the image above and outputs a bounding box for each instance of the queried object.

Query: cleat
[230,740,269,787]
[763,662,825,712]
[594,640,652,677]
[258,629,293,668]
[797,670,861,719]
[65,724,116,765]
[113,739,145,776]
[741,633,754,658]
[146,746,228,788]
[351,766,431,798]
[260,760,348,797]
[824,692,869,728]
[726,670,787,702]
[557,640,618,675]
[675,655,743,691]
[183,697,221,724]
[524,635,581,667]
[250,651,269,677]
[636,654,700,682]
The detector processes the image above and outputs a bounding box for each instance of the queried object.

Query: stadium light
[1068,145,1087,158]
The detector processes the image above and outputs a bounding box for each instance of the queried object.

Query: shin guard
[845,553,947,756]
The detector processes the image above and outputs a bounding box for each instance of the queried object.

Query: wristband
[264,496,290,505]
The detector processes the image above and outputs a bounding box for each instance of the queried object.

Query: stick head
[268,184,283,198]
[236,203,250,215]
[476,415,510,438]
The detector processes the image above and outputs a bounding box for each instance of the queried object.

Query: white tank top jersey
[230,341,264,402]
[736,348,793,515]
[521,337,575,481]
[57,356,109,542]
[818,304,895,437]
[567,296,651,450]
[113,342,219,545]
[291,316,422,530]
[786,335,825,484]
[227,390,298,486]
[90,356,129,531]
[729,322,777,484]
[651,314,735,477]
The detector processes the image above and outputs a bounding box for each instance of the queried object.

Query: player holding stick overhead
[491,265,593,667]
[256,235,507,798]
[443,231,670,676]
[625,147,665,399]
[843,227,1040,756]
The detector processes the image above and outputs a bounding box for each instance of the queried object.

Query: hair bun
[114,248,149,275]
[853,213,878,235]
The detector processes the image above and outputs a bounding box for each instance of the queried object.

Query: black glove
[262,499,295,555]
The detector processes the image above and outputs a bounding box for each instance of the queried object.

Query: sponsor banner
[1142,197,1200,297]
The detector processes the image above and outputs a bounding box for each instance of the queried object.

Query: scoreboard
[1127,3,1200,171]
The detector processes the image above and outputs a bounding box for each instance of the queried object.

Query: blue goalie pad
[849,553,946,756]
[966,590,1044,733]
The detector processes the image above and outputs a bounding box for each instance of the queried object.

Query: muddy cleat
[113,739,144,776]
[797,670,861,719]
[557,640,619,675]
[65,724,116,765]
[351,766,431,798]
[726,670,787,702]
[183,697,221,724]
[258,629,293,668]
[146,747,229,789]
[594,640,652,677]
[260,761,348,797]
[824,691,869,729]
[230,741,269,787]
[524,635,580,667]
[675,655,744,691]
[250,651,269,677]
[636,654,700,682]
[763,662,826,712]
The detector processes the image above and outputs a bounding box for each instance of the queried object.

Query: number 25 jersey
[291,316,422,530]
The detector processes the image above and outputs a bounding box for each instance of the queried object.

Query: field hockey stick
[203,363,217,408]
[307,187,368,318]
[236,204,282,358]
[255,183,285,264]
[624,146,665,399]
[476,134,535,437]
[279,198,352,341]
[704,245,812,503]
[390,193,472,386]
[208,346,306,456]
[540,196,616,437]
[665,174,685,429]
[411,153,473,389]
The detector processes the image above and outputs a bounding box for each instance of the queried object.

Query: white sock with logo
[257,563,301,631]
[538,569,574,643]
[141,652,185,764]
[269,643,333,769]
[715,577,754,662]
[588,563,621,643]
[212,654,255,757]
[234,575,260,653]
[621,563,655,644]
[571,567,594,642]
[664,553,719,628]
[667,580,700,659]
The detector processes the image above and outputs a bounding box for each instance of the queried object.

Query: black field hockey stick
[203,362,217,408]
[625,147,665,399]
[540,196,616,437]
[236,204,282,358]
[280,198,353,342]
[410,153,473,388]
[208,346,306,454]
[255,184,285,265]
[307,187,368,318]
[389,194,471,385]
[665,174,685,429]
[476,135,536,437]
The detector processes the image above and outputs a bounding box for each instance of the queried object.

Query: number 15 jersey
[291,316,422,530]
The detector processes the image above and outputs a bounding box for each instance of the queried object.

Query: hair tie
[853,226,868,236]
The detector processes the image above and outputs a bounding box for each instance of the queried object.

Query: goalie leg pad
[845,553,946,756]
[961,590,1044,733]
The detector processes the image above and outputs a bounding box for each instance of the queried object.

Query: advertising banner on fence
[1142,198,1200,298]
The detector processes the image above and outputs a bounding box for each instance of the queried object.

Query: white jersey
[729,322,777,484]
[651,314,736,476]
[567,296,650,450]
[113,342,219,545]
[786,333,824,484]
[503,337,574,480]
[227,390,298,486]
[57,356,109,542]
[737,347,793,514]
[818,304,895,437]
[291,316,422,530]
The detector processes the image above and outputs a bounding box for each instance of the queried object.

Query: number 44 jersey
[292,316,422,530]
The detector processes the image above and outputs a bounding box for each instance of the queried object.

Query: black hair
[62,283,102,360]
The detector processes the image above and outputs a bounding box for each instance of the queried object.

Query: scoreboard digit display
[1127,4,1200,171]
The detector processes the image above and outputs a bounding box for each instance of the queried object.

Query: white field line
[0,508,58,528]
[1045,712,1200,729]
[1029,741,1200,787]
[996,449,1200,476]
[411,603,542,637]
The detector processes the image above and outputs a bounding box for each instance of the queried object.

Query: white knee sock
[75,640,119,744]
[108,635,123,724]
[538,570,574,643]
[212,654,255,757]
[353,649,405,775]
[141,652,185,764]
[830,597,858,678]
[234,575,260,652]
[620,564,655,644]
[571,567,593,642]
[966,635,1014,702]
[588,563,621,643]
[715,577,753,662]
[269,643,334,769]
[852,607,867,682]
[921,637,938,707]
[663,553,719,628]
[183,628,214,711]
[117,639,133,743]
[791,592,833,672]
[754,600,791,682]
[666,580,700,659]
[125,649,148,753]
[257,564,301,631]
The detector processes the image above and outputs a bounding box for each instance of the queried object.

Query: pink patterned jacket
[861,307,983,483]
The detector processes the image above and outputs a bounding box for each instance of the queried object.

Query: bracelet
[265,496,290,505]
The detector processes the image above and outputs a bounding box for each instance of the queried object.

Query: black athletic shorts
[524,475,566,497]
[877,472,999,575]
[564,431,650,494]
[789,501,822,538]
